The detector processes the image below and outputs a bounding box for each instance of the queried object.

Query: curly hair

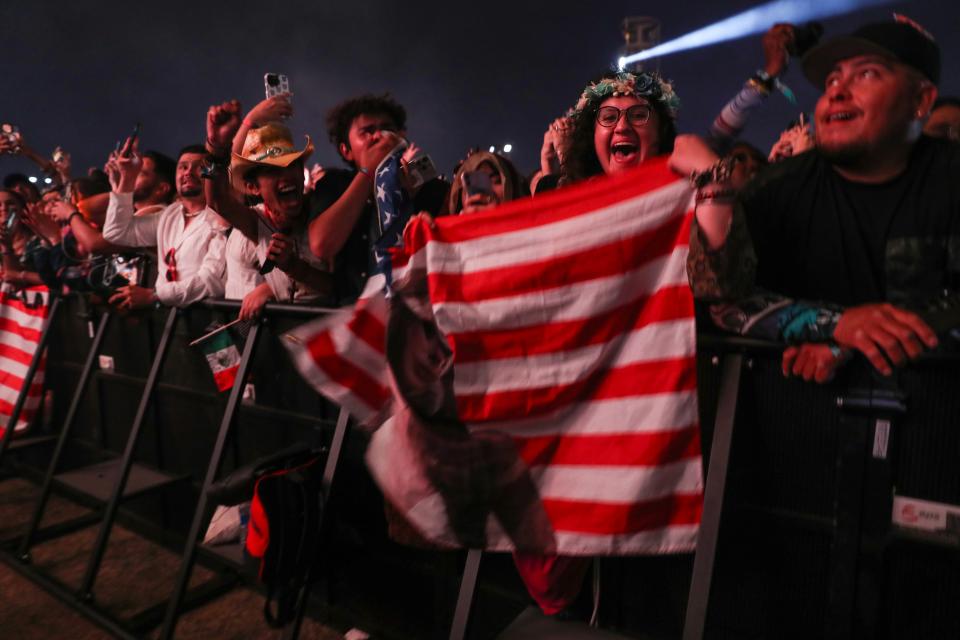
[325,93,407,166]
[565,72,678,182]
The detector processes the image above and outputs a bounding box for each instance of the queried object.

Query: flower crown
[571,71,680,121]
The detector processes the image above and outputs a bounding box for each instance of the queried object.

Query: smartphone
[120,122,141,158]
[52,146,69,165]
[264,73,290,100]
[5,210,18,232]
[406,154,439,190]
[461,170,493,197]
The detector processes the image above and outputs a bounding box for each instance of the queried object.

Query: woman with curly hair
[537,70,680,192]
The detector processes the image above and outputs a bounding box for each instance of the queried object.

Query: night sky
[3,0,958,182]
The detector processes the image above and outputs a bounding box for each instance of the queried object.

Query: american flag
[286,158,702,555]
[0,284,50,436]
[371,141,413,288]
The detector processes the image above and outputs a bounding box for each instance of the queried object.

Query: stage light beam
[618,0,895,69]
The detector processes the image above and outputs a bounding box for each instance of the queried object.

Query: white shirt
[103,192,227,307]
[224,229,264,299]
[255,217,329,303]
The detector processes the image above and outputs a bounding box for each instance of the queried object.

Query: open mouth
[824,111,857,124]
[277,184,300,202]
[610,142,639,164]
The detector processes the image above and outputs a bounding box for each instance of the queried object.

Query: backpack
[244,449,327,627]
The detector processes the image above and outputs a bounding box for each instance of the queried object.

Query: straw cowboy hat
[230,121,313,192]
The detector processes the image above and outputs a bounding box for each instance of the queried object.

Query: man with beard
[102,141,226,309]
[678,17,956,382]
[49,150,178,255]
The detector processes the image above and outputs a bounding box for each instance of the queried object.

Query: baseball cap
[802,16,940,88]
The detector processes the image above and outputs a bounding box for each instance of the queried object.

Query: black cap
[802,18,940,88]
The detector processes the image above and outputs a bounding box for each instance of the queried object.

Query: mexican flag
[201,331,241,392]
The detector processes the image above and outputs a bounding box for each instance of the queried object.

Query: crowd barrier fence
[0,293,956,640]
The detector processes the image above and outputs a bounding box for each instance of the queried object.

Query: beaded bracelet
[690,156,737,189]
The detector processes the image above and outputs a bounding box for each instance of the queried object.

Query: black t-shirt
[310,168,449,303]
[741,136,960,308]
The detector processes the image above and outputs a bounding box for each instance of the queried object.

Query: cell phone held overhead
[118,123,141,158]
[264,73,290,100]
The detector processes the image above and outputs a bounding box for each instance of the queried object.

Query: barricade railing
[684,332,960,640]
[0,293,956,639]
[0,295,346,639]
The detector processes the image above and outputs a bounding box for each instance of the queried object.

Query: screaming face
[249,161,305,229]
[593,95,661,177]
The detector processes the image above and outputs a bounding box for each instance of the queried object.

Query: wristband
[205,138,230,158]
[67,211,83,224]
[751,69,797,105]
[695,188,736,204]
[751,70,776,92]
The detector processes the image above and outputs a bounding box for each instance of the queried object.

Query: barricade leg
[78,306,179,600]
[17,310,112,560]
[0,295,62,466]
[448,549,483,640]
[827,388,905,639]
[682,353,743,640]
[158,319,262,639]
[281,406,351,640]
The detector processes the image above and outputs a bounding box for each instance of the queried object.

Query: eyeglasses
[164,248,178,282]
[596,104,653,128]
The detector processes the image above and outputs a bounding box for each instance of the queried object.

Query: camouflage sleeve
[708,292,844,343]
[687,204,757,301]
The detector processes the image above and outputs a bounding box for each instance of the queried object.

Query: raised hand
[762,23,796,79]
[113,137,142,194]
[669,134,720,178]
[22,202,62,245]
[550,116,574,168]
[245,94,292,127]
[768,123,814,162]
[206,100,243,154]
[104,153,121,192]
[47,199,79,223]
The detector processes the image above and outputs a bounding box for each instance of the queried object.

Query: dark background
[2,0,958,180]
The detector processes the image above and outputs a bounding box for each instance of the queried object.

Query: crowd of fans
[1,18,956,381]
[1,15,958,619]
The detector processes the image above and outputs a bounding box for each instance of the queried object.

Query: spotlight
[618,0,892,68]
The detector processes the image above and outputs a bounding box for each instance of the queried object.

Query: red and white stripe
[0,285,50,436]
[288,158,702,555]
